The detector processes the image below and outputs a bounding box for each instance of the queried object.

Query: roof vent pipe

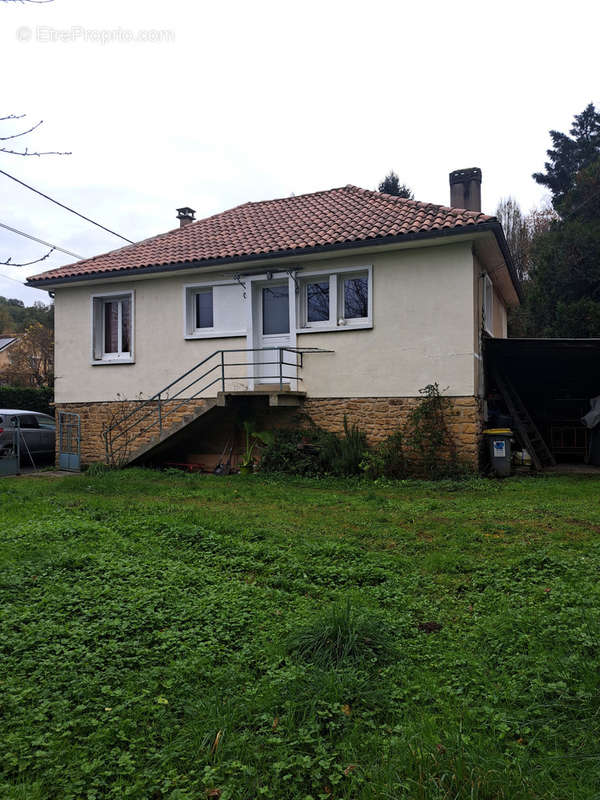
[176,207,196,227]
[449,168,482,212]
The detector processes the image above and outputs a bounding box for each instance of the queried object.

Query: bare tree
[102,393,147,467]
[1,112,69,264]
[496,197,557,282]
[0,114,70,157]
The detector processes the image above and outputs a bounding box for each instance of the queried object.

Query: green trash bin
[483,428,512,477]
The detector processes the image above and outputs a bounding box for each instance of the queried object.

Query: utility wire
[0,270,27,286]
[0,221,84,259]
[0,168,135,244]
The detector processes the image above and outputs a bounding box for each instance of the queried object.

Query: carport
[484,338,600,469]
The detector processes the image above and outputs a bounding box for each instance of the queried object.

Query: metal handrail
[103,346,332,463]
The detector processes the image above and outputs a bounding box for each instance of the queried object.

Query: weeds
[286,599,394,667]
[1,470,600,798]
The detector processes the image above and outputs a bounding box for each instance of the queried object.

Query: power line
[0,271,26,287]
[0,221,84,259]
[0,168,135,244]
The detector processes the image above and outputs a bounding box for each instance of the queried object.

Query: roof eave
[27,221,521,296]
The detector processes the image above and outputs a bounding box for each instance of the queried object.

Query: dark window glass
[344,276,369,319]
[307,280,329,322]
[195,289,214,328]
[262,285,289,335]
[121,297,131,352]
[17,415,39,429]
[104,301,119,353]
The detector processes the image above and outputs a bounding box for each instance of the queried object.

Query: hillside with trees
[0,296,53,334]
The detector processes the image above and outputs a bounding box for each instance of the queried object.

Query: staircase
[103,346,332,466]
[492,367,556,471]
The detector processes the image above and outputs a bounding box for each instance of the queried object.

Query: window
[483,274,493,335]
[262,285,290,335]
[92,292,134,362]
[185,282,246,339]
[10,415,38,429]
[343,275,369,320]
[306,280,330,322]
[299,267,372,331]
[195,288,214,329]
[35,414,56,430]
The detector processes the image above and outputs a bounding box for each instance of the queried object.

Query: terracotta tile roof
[28,185,495,284]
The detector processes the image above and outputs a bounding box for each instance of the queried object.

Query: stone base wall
[303,396,482,469]
[55,395,482,470]
[54,399,210,466]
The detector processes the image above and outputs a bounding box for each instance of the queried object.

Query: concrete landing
[217,390,306,408]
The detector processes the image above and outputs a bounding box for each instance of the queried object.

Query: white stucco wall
[53,240,478,403]
[297,243,476,397]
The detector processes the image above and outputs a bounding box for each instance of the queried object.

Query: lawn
[1,470,600,799]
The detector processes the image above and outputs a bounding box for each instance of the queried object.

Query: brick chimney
[176,207,196,227]
[449,168,482,212]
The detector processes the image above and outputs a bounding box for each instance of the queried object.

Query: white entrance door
[253,279,295,386]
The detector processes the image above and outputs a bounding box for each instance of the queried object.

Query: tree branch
[1,247,54,267]
[0,119,44,141]
[0,146,72,156]
[0,114,70,156]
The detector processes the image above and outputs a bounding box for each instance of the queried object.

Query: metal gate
[58,411,81,471]
[0,418,20,477]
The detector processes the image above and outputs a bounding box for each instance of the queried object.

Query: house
[27,168,521,469]
[0,335,20,384]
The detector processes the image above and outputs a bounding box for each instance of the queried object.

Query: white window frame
[483,273,494,336]
[297,264,373,333]
[184,280,247,340]
[192,286,215,333]
[90,290,134,365]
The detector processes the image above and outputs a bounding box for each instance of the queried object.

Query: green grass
[1,470,600,799]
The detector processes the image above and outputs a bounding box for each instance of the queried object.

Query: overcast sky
[1,0,598,305]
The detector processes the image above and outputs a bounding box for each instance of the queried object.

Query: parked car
[0,409,56,465]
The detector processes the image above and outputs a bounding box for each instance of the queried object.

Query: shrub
[360,429,406,479]
[259,418,366,477]
[286,599,394,668]
[261,387,468,480]
[0,385,53,415]
[258,428,326,476]
[404,383,463,479]
[319,416,367,477]
[85,462,113,477]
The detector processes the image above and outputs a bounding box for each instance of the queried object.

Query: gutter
[27,221,522,301]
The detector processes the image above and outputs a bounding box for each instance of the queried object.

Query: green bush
[258,427,327,476]
[261,386,469,480]
[361,429,406,479]
[405,383,464,479]
[319,415,367,477]
[84,462,113,477]
[260,418,366,477]
[0,385,53,415]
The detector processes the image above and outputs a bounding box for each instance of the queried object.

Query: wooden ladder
[492,367,556,471]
